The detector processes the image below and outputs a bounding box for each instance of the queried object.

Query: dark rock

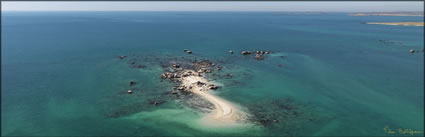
[137,65,146,68]
[260,119,270,124]
[208,84,218,90]
[150,100,165,106]
[172,64,180,68]
[130,61,136,64]
[196,81,205,86]
[161,72,168,79]
[177,86,185,91]
[241,51,252,55]
[129,80,135,86]
[173,73,181,78]
[205,69,212,73]
[257,51,265,54]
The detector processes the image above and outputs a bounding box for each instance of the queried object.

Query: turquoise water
[2,11,424,136]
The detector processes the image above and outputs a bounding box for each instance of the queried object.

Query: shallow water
[2,11,424,136]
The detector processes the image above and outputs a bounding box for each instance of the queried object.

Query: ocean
[1,11,424,136]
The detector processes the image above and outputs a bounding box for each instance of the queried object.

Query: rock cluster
[241,51,252,55]
[254,54,265,60]
[184,49,192,54]
[172,64,180,68]
[160,59,222,94]
[256,50,270,55]
[208,84,218,90]
[196,81,205,86]
[161,72,182,79]
[240,50,271,60]
[246,98,316,136]
[192,60,216,74]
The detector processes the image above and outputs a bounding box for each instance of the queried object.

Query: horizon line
[2,10,423,12]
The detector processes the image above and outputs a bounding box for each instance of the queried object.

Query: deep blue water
[2,11,424,136]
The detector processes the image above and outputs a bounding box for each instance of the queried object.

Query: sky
[1,2,424,12]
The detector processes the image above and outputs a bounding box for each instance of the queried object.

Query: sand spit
[180,74,241,122]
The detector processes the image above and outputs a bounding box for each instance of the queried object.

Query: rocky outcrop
[239,50,271,60]
[216,66,222,71]
[172,64,180,68]
[255,54,265,60]
[256,51,266,54]
[184,49,192,54]
[208,84,218,90]
[129,80,135,86]
[177,86,186,91]
[196,81,205,86]
[149,100,165,105]
[241,51,252,55]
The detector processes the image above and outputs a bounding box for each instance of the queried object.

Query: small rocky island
[240,50,271,60]
[159,58,245,122]
[110,48,315,130]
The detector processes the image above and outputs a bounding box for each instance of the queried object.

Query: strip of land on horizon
[366,22,424,26]
[350,12,424,17]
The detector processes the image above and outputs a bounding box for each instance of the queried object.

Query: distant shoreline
[350,12,424,17]
[351,13,423,17]
[366,22,424,26]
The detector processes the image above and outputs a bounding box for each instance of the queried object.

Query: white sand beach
[180,71,244,123]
